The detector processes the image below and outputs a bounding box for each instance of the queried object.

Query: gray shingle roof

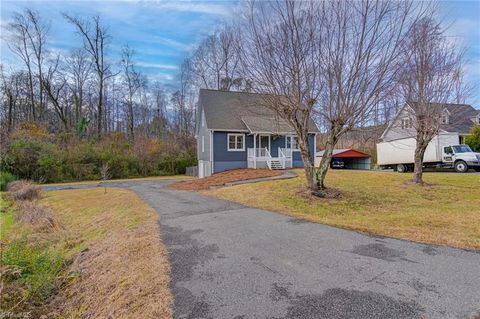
[199,89,320,133]
[409,102,479,134]
[442,104,479,133]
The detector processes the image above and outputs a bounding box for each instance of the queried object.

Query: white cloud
[136,61,178,70]
[138,0,234,17]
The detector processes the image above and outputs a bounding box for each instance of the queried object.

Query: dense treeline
[1,3,475,187]
[0,9,196,182]
[3,122,194,182]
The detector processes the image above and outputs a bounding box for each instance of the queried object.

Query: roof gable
[381,103,479,140]
[200,89,320,133]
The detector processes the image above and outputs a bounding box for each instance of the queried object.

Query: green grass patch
[0,171,16,191]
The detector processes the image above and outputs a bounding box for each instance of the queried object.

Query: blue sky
[1,0,479,105]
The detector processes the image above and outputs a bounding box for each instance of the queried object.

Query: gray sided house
[196,89,320,178]
[380,102,480,143]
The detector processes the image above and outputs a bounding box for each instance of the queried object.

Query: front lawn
[202,170,480,250]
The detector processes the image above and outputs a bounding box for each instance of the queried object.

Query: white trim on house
[259,134,271,151]
[211,129,249,133]
[401,117,412,129]
[227,133,246,151]
[285,135,299,151]
[210,130,214,174]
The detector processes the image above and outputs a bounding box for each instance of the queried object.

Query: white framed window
[201,136,205,153]
[286,135,299,150]
[401,117,412,129]
[201,109,205,127]
[227,133,245,151]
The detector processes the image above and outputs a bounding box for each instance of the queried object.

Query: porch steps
[270,160,284,170]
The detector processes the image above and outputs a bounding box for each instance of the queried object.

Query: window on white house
[401,118,412,129]
[286,136,298,149]
[202,136,205,153]
[227,134,245,151]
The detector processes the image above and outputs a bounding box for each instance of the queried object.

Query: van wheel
[454,160,468,173]
[397,164,406,173]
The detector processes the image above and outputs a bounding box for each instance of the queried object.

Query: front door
[443,146,454,164]
[259,135,270,151]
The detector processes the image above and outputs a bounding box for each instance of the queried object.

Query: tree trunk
[7,93,14,132]
[297,133,316,190]
[128,101,134,142]
[97,77,103,139]
[316,130,337,189]
[413,140,427,184]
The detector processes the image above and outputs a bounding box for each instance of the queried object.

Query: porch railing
[247,147,270,158]
[278,147,286,169]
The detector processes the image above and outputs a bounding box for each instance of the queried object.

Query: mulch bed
[169,169,282,191]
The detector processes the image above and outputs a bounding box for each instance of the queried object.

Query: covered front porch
[247,134,296,170]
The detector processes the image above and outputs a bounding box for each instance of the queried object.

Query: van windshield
[452,145,473,153]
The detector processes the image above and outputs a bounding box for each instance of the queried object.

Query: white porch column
[253,133,257,169]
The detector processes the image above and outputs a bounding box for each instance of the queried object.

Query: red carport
[315,149,371,169]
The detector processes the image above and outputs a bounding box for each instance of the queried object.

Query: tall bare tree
[7,9,49,121]
[314,0,420,189]
[120,45,143,142]
[66,48,92,126]
[151,81,168,138]
[397,17,466,184]
[40,55,70,130]
[64,14,111,138]
[190,24,244,91]
[241,0,321,190]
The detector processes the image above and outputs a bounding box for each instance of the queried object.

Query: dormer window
[441,115,449,124]
[401,117,412,129]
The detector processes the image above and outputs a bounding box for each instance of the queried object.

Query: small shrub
[0,171,16,191]
[16,201,59,231]
[7,180,42,201]
[465,125,480,152]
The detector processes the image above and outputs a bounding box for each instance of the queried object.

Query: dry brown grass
[170,168,281,191]
[7,180,42,201]
[203,169,480,250]
[2,187,172,319]
[39,188,173,319]
[15,201,61,232]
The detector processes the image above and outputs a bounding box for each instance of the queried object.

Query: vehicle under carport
[315,149,371,169]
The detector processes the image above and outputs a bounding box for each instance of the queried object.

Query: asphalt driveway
[45,180,480,319]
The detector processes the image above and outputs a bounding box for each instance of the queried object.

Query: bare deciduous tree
[314,0,420,189]
[40,55,69,130]
[190,24,244,91]
[66,48,92,126]
[397,17,466,184]
[120,44,143,142]
[64,14,111,138]
[241,0,321,190]
[7,9,49,121]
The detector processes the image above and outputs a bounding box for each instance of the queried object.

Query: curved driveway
[45,180,480,319]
